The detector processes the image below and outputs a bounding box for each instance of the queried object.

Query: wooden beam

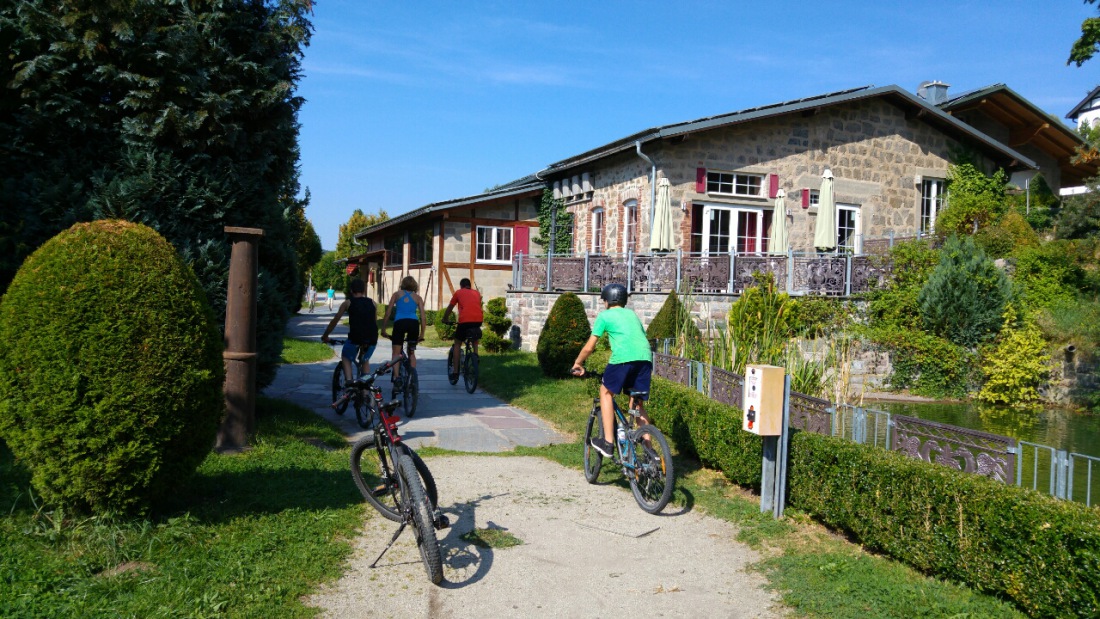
[1009,123,1049,147]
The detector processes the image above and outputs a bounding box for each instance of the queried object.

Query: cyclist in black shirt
[322,278,379,385]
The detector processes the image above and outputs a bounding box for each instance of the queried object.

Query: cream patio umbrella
[813,169,837,252]
[769,189,789,255]
[649,177,675,252]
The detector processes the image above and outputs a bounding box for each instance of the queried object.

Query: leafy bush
[792,296,854,339]
[864,239,941,329]
[0,221,223,514]
[1054,178,1100,240]
[935,164,1008,236]
[645,291,701,343]
[874,329,974,398]
[1011,241,1084,312]
[723,274,797,373]
[483,297,513,353]
[536,293,590,378]
[650,376,1100,618]
[977,306,1050,406]
[974,211,1039,259]
[1005,173,1058,231]
[918,234,1010,348]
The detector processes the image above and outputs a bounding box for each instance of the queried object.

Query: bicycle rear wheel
[350,438,438,522]
[582,407,603,483]
[397,454,443,585]
[331,365,348,415]
[628,424,674,514]
[463,350,478,393]
[404,366,419,416]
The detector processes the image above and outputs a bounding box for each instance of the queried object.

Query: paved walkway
[266,300,569,450]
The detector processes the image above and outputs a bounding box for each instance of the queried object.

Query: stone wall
[565,98,993,255]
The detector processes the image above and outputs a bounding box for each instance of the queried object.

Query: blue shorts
[602,361,652,400]
[342,341,375,366]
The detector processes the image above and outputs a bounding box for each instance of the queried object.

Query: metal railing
[651,340,1095,506]
[514,249,895,297]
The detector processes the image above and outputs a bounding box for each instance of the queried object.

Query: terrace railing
[515,249,896,297]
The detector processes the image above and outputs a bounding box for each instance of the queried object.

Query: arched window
[591,208,605,255]
[622,199,637,253]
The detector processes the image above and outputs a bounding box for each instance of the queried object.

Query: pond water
[862,399,1100,458]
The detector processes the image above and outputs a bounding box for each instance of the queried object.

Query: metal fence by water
[652,341,1099,507]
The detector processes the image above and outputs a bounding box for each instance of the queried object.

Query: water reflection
[864,400,1100,458]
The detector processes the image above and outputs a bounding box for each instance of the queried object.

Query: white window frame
[706,171,765,198]
[837,203,862,254]
[920,178,945,235]
[699,203,767,255]
[476,226,512,264]
[622,200,637,253]
[591,208,605,254]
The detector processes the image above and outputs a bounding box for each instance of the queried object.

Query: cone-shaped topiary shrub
[645,291,701,343]
[0,220,224,515]
[536,292,591,378]
[483,297,513,353]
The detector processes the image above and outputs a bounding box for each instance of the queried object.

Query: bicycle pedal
[371,483,389,497]
[433,512,451,530]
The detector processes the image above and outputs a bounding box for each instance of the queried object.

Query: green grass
[459,527,523,549]
[479,350,1026,619]
[0,397,364,618]
[280,337,335,364]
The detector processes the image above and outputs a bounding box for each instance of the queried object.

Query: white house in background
[1067,85,1100,130]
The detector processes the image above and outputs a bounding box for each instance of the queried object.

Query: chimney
[917,80,951,105]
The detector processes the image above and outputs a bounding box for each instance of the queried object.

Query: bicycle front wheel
[463,351,478,393]
[404,367,419,417]
[582,406,603,483]
[331,365,348,415]
[353,391,373,429]
[398,454,443,585]
[628,424,674,514]
[351,438,438,522]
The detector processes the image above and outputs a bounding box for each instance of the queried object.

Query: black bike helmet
[600,283,628,306]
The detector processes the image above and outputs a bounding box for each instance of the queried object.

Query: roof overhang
[537,84,1037,178]
[940,84,1098,186]
[353,178,545,240]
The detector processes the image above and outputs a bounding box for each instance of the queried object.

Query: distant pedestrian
[327,285,335,310]
[307,284,316,313]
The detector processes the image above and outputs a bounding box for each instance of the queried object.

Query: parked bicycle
[444,319,479,394]
[577,370,675,514]
[328,338,372,428]
[344,358,447,585]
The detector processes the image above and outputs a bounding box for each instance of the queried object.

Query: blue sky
[297,0,1099,250]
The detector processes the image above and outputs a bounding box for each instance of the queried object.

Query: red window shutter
[513,225,530,256]
[696,168,706,193]
[801,189,810,209]
[768,174,779,199]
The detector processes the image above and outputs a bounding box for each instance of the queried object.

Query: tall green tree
[1069,0,1100,66]
[336,208,389,258]
[0,0,314,388]
[918,234,1011,348]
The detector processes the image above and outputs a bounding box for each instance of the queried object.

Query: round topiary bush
[0,220,224,514]
[645,291,701,344]
[536,292,591,378]
[482,297,513,353]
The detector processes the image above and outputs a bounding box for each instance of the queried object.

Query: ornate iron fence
[891,414,1016,484]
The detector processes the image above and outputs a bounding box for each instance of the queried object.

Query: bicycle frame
[586,373,644,467]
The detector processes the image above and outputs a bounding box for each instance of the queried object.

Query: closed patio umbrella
[813,169,837,252]
[650,177,675,252]
[770,189,789,255]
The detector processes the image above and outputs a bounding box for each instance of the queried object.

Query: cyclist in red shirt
[442,278,483,382]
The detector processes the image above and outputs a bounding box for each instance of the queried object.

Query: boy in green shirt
[571,283,653,457]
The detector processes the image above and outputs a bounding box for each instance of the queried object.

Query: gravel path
[306,455,786,618]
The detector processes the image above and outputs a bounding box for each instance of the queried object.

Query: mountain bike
[576,370,675,514]
[345,359,447,585]
[391,346,419,417]
[446,323,480,394]
[328,338,372,427]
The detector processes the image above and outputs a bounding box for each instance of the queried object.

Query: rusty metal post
[217,226,264,453]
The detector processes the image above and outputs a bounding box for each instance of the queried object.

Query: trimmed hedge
[649,376,1100,618]
[0,220,224,515]
[536,292,590,378]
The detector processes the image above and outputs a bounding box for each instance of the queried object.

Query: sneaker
[589,437,613,458]
[449,372,459,382]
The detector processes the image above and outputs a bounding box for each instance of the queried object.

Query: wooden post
[217,226,264,453]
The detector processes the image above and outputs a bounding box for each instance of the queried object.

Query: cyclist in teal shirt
[571,283,653,458]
